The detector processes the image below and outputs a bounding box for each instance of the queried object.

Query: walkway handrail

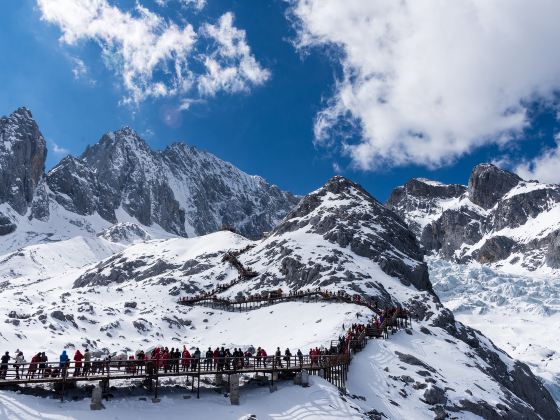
[0,354,350,385]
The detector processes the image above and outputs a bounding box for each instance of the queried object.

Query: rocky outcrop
[429,306,559,420]
[98,223,151,244]
[0,108,47,216]
[387,178,466,237]
[388,163,560,271]
[467,164,521,209]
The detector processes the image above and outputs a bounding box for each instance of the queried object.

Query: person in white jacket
[14,351,25,379]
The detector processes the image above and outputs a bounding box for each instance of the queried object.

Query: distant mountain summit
[0,107,298,250]
[387,163,560,272]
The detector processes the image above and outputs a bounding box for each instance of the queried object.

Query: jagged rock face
[97,223,151,244]
[0,108,47,215]
[255,176,432,296]
[47,156,113,220]
[467,163,521,209]
[47,127,298,239]
[388,164,560,271]
[387,178,466,237]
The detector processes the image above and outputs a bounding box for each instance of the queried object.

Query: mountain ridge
[0,107,299,250]
[387,163,560,273]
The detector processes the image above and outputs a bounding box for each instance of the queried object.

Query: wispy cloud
[156,0,206,10]
[50,140,70,156]
[37,0,268,105]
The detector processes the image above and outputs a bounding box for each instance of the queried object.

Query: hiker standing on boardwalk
[205,347,213,370]
[14,351,25,379]
[275,347,283,368]
[38,352,48,377]
[284,348,292,367]
[83,349,92,377]
[73,349,83,376]
[59,350,69,377]
[0,352,10,379]
[192,348,201,371]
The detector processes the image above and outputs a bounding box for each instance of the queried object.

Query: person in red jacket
[181,346,191,372]
[73,350,83,376]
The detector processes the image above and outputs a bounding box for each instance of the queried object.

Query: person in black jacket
[275,347,283,368]
[284,348,292,368]
[205,348,212,370]
[1,352,11,379]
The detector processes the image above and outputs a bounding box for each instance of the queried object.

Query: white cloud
[514,135,560,184]
[198,12,270,96]
[288,0,560,170]
[71,57,87,79]
[156,0,206,10]
[37,1,267,104]
[51,141,70,156]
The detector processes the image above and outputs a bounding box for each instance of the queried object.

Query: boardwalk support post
[153,368,160,403]
[60,368,66,402]
[90,381,105,410]
[197,360,201,399]
[301,369,309,387]
[229,373,240,405]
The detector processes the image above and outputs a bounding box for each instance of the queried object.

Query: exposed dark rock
[394,351,437,373]
[473,236,516,264]
[423,385,446,405]
[467,164,521,209]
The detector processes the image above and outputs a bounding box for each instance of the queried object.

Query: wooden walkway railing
[0,354,351,401]
[178,290,388,316]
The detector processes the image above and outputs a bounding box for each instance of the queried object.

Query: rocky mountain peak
[272,176,432,293]
[0,107,47,215]
[467,163,521,209]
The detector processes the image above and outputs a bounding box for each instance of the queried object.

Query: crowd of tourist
[0,302,409,381]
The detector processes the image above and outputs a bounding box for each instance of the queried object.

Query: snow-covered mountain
[4,176,556,419]
[0,107,298,254]
[2,107,559,418]
[387,163,560,274]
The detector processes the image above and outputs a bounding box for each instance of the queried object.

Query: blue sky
[1,0,560,201]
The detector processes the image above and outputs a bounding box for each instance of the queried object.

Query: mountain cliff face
[68,176,559,419]
[0,108,47,234]
[387,163,560,273]
[0,107,298,247]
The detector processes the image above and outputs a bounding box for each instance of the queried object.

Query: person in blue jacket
[59,350,69,377]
